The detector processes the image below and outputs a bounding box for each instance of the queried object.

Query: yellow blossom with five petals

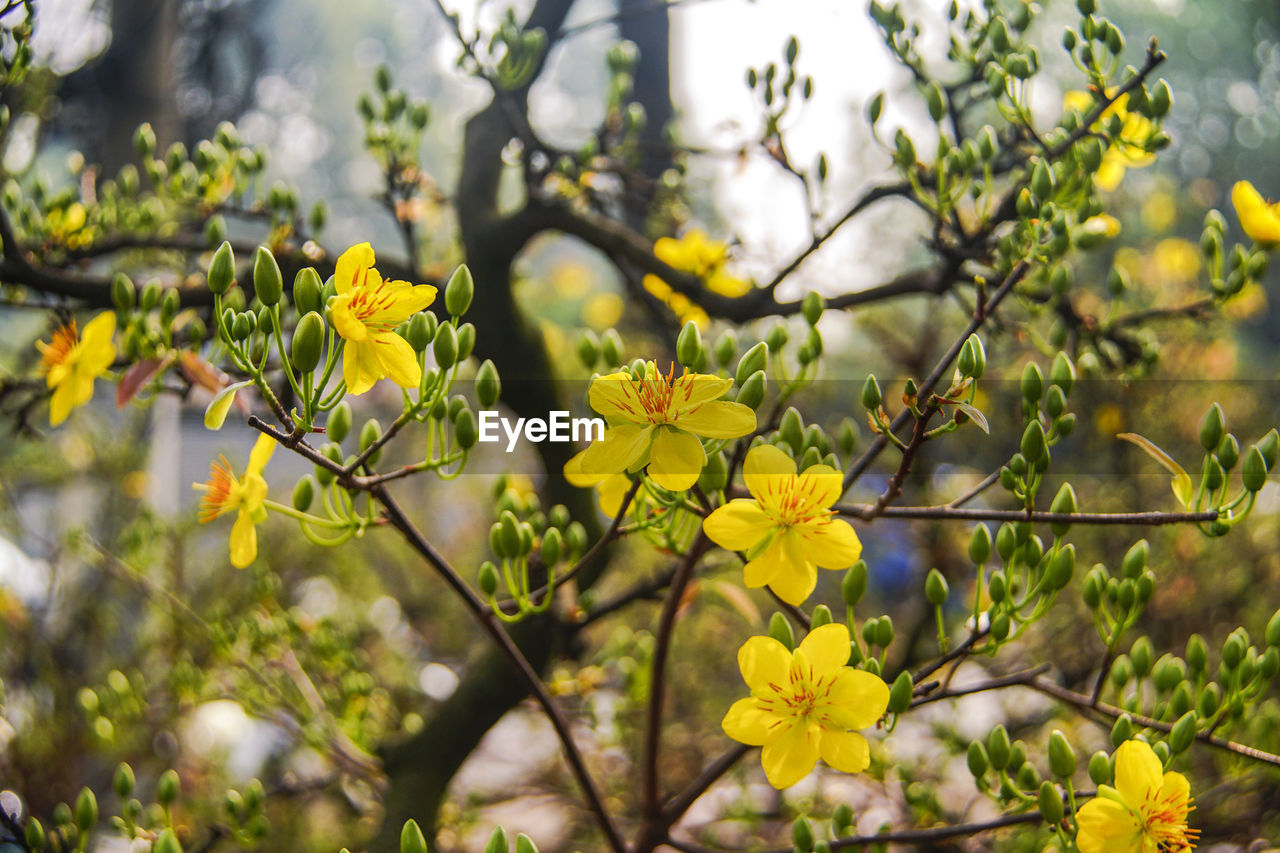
[36,312,117,426]
[329,242,438,395]
[703,444,862,605]
[1231,180,1280,246]
[193,434,276,568]
[564,361,756,492]
[723,623,889,788]
[1075,740,1198,853]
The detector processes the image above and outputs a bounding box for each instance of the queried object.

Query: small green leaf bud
[445,265,474,317]
[565,521,588,558]
[456,322,475,361]
[478,561,500,596]
[1200,403,1225,451]
[292,476,316,512]
[1265,610,1280,647]
[1021,362,1044,402]
[1031,159,1054,200]
[1121,540,1148,579]
[1088,751,1111,785]
[736,370,767,409]
[1039,781,1064,824]
[1110,655,1133,688]
[861,375,882,410]
[713,331,737,367]
[1150,79,1172,118]
[925,568,949,605]
[231,311,253,341]
[875,614,894,648]
[792,817,814,853]
[1216,434,1239,470]
[842,561,867,606]
[434,322,459,369]
[735,342,768,385]
[888,670,913,714]
[1021,420,1047,463]
[74,787,97,831]
[801,291,825,325]
[1199,682,1222,717]
[291,311,325,373]
[1048,544,1076,589]
[780,407,805,454]
[768,612,795,650]
[253,246,283,306]
[401,819,429,853]
[454,408,479,449]
[1169,711,1197,754]
[676,320,702,367]
[987,725,1011,770]
[1257,429,1279,470]
[1243,446,1268,491]
[968,523,992,565]
[698,451,729,494]
[1186,634,1208,671]
[25,817,44,851]
[405,312,433,351]
[474,359,502,408]
[1110,714,1133,748]
[1049,484,1077,535]
[1130,637,1154,676]
[113,762,136,799]
[1048,730,1076,778]
[328,402,352,443]
[515,835,538,853]
[576,332,598,368]
[540,526,563,567]
[765,322,788,352]
[293,267,323,315]
[809,604,833,628]
[967,741,989,777]
[484,826,509,853]
[995,523,1017,561]
[209,242,236,295]
[359,418,383,465]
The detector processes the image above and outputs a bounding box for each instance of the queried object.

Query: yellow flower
[1075,740,1198,853]
[703,444,861,605]
[36,312,117,426]
[1064,91,1156,191]
[46,202,94,249]
[1231,180,1280,246]
[329,242,438,395]
[655,229,751,298]
[194,434,276,568]
[563,361,756,492]
[641,274,711,329]
[723,623,889,788]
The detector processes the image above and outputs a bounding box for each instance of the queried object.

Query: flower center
[773,476,833,527]
[634,363,680,423]
[764,664,836,724]
[198,457,243,522]
[38,322,80,371]
[1142,789,1198,851]
[347,275,397,330]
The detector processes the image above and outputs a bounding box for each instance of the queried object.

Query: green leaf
[1117,433,1193,507]
[205,381,254,430]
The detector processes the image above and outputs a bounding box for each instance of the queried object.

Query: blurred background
[3,0,1280,850]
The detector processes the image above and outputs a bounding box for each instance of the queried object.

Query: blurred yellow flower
[703,444,861,605]
[330,242,438,395]
[654,229,751,298]
[1075,740,1197,853]
[642,275,711,329]
[194,434,276,568]
[1231,180,1280,245]
[723,623,888,788]
[1064,91,1155,191]
[46,202,94,249]
[564,361,755,492]
[36,312,117,426]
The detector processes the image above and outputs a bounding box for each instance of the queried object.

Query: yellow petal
[647,427,705,491]
[765,536,818,606]
[49,377,76,425]
[564,450,609,488]
[674,400,757,439]
[722,697,774,746]
[229,509,258,568]
[742,533,795,590]
[342,340,382,396]
[796,519,862,568]
[596,473,634,516]
[818,729,871,774]
[574,423,653,479]
[825,669,891,730]
[335,242,376,294]
[247,433,277,477]
[1074,796,1143,853]
[1095,154,1125,192]
[330,293,369,342]
[737,635,791,692]
[71,370,96,408]
[79,312,117,366]
[362,281,438,325]
[703,499,772,551]
[1113,740,1163,808]
[795,623,851,674]
[1159,770,1191,809]
[743,444,798,502]
[587,371,644,422]
[372,330,422,388]
[760,719,819,788]
[1233,180,1280,245]
[671,372,733,409]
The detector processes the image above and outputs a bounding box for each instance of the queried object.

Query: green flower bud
[1047,730,1075,778]
[292,267,322,315]
[676,320,702,367]
[478,561,500,596]
[1039,781,1064,824]
[924,81,945,122]
[962,524,991,567]
[792,817,814,853]
[768,611,795,650]
[1021,362,1044,403]
[1223,634,1246,669]
[1264,610,1280,648]
[476,359,502,407]
[74,787,97,831]
[1150,79,1172,118]
[454,408,479,449]
[404,312,432,352]
[765,322,788,352]
[875,614,894,648]
[252,247,283,306]
[292,476,316,512]
[1114,540,1148,581]
[1198,682,1222,717]
[832,803,854,834]
[735,369,767,409]
[138,279,161,312]
[484,826,509,853]
[1200,403,1225,451]
[565,521,588,558]
[1110,714,1132,748]
[967,741,989,777]
[1117,578,1136,609]
[456,322,475,362]
[1087,750,1111,785]
[112,762,136,799]
[1216,434,1240,470]
[1258,647,1279,679]
[515,835,538,853]
[990,611,1011,641]
[801,291,825,325]
[861,375,882,410]
[1031,159,1054,200]
[359,419,383,465]
[888,670,913,714]
[434,322,459,369]
[987,725,1011,770]
[291,311,325,373]
[231,311,253,341]
[155,829,183,853]
[111,272,136,311]
[1130,636,1153,677]
[327,402,352,444]
[1048,544,1076,589]
[1243,446,1268,491]
[445,265,474,317]
[540,526,563,567]
[1257,429,1279,470]
[25,817,44,851]
[401,819,429,853]
[925,568,949,606]
[779,407,805,454]
[600,328,624,366]
[735,342,768,386]
[1045,385,1067,420]
[1137,570,1155,603]
[1049,484,1077,535]
[842,561,867,606]
[698,451,729,494]
[1021,420,1047,463]
[711,331,737,367]
[1165,710,1196,755]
